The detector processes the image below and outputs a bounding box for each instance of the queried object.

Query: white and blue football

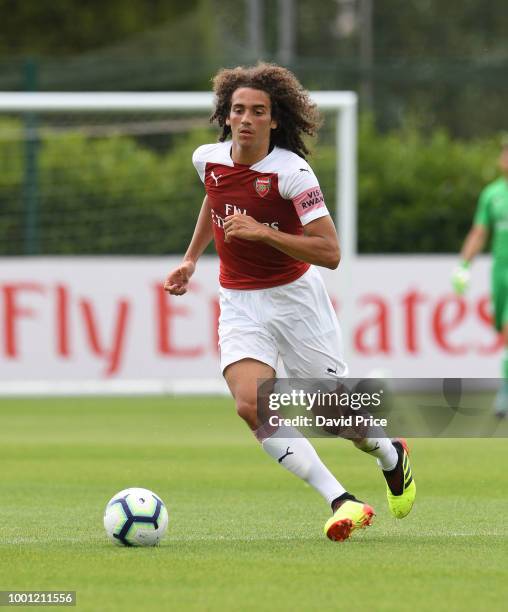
[104,487,169,546]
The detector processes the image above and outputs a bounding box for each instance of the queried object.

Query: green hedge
[356,117,499,253]
[0,117,501,255]
[0,121,215,255]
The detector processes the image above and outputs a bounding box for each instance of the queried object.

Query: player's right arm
[452,186,491,295]
[452,224,488,295]
[163,195,213,296]
[460,224,488,263]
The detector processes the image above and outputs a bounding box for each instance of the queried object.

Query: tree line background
[0,0,507,255]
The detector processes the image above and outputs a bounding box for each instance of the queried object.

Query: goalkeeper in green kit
[452,143,508,417]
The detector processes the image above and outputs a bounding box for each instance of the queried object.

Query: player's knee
[235,398,258,428]
[351,437,366,449]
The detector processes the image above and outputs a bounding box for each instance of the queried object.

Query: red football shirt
[192,142,330,289]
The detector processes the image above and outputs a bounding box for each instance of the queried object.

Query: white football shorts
[218,266,348,379]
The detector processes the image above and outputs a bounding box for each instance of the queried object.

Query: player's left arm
[223,213,340,269]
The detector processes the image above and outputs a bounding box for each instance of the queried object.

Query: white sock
[259,424,346,506]
[354,437,398,471]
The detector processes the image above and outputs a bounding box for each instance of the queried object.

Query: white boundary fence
[0,255,499,396]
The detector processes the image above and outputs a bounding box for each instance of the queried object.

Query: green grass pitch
[0,396,507,611]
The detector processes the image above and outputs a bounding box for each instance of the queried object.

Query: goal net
[0,92,357,396]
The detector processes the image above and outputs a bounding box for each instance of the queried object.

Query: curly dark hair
[210,63,322,159]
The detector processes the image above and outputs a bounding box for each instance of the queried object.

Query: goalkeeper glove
[451,261,471,295]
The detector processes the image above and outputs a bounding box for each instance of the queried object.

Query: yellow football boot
[324,495,375,542]
[384,438,416,519]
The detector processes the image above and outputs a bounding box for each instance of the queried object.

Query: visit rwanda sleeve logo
[254,176,271,197]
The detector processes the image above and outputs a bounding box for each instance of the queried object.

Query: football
[103,487,169,546]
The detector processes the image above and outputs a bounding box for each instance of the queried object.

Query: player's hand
[163,260,195,296]
[451,261,470,295]
[224,212,266,242]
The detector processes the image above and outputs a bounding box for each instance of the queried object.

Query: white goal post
[0,91,357,260]
[0,91,357,396]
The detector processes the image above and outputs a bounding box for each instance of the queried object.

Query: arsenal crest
[254,176,271,198]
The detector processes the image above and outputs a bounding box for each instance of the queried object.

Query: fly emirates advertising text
[0,255,500,384]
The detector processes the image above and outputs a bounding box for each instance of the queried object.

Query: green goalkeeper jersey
[474,177,508,262]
